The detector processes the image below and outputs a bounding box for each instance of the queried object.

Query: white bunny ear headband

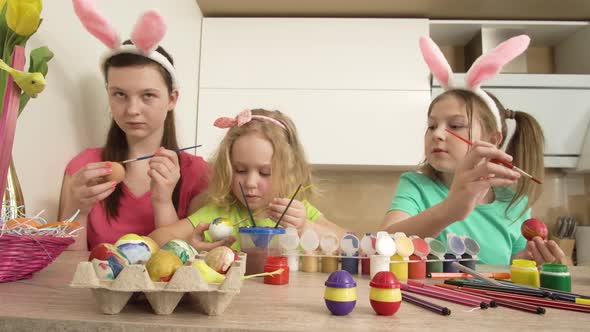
[419,35,530,132]
[73,0,178,88]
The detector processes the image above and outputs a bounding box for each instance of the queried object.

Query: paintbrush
[274,184,302,228]
[239,182,257,227]
[445,129,542,184]
[232,184,313,227]
[121,145,202,164]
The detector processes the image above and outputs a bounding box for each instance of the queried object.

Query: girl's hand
[515,237,566,266]
[190,223,236,252]
[444,141,521,221]
[70,161,117,215]
[148,147,181,205]
[268,198,306,231]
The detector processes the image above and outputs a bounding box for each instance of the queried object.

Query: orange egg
[104,162,126,183]
[5,217,41,229]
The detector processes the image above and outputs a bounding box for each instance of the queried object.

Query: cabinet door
[200,18,430,90]
[197,89,431,167]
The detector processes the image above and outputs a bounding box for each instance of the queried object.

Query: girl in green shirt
[150,109,347,252]
[382,36,564,265]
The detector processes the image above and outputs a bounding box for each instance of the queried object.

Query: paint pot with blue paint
[461,235,480,270]
[425,237,445,274]
[341,233,359,275]
[324,270,357,315]
[443,233,465,273]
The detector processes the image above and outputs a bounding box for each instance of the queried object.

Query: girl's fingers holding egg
[84,180,117,198]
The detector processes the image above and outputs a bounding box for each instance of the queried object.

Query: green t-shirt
[388,172,529,265]
[188,201,322,252]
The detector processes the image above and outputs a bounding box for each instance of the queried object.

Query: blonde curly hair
[206,109,314,210]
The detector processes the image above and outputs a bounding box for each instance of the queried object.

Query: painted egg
[209,217,234,241]
[88,243,129,277]
[104,162,125,183]
[161,239,198,264]
[115,234,152,264]
[142,236,160,254]
[91,258,115,280]
[369,271,402,316]
[146,249,183,282]
[204,246,237,274]
[324,270,357,316]
[521,218,548,241]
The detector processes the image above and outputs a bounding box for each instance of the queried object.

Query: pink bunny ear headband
[73,0,178,88]
[419,35,530,132]
[214,109,287,130]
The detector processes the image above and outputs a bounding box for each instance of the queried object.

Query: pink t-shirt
[65,148,208,250]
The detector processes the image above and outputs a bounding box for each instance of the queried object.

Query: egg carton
[70,254,246,316]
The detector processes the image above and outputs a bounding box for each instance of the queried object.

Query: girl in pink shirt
[59,38,208,250]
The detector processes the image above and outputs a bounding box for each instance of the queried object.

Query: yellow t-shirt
[187,201,322,252]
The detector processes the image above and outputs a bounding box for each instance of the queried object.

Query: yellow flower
[6,0,42,36]
[0,0,6,11]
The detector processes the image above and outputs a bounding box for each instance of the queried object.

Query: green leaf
[18,45,53,114]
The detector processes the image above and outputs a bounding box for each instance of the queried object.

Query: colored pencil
[446,285,590,313]
[445,128,542,184]
[428,272,511,279]
[121,145,202,164]
[402,292,451,316]
[444,279,548,298]
[401,283,488,309]
[408,280,496,307]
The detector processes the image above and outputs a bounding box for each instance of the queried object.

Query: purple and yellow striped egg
[369,271,402,316]
[324,270,357,315]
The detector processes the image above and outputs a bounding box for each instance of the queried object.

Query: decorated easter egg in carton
[115,234,152,265]
[72,247,247,316]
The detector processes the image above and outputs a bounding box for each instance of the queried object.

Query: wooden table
[0,251,589,331]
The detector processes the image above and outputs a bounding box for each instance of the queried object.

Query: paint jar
[370,255,390,279]
[443,253,461,272]
[408,236,428,279]
[361,257,370,275]
[264,256,289,285]
[510,259,540,287]
[279,227,300,272]
[360,233,376,276]
[322,257,339,273]
[300,229,320,272]
[425,237,445,274]
[369,271,402,316]
[389,254,408,281]
[408,254,426,279]
[324,270,357,315]
[302,253,320,272]
[239,227,285,275]
[341,233,359,275]
[461,236,480,270]
[540,263,571,292]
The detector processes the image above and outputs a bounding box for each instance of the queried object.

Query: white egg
[209,217,234,241]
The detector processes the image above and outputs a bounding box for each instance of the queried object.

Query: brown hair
[101,41,181,219]
[421,90,545,216]
[207,109,314,210]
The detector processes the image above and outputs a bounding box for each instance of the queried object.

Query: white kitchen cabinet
[197,89,431,167]
[200,18,430,90]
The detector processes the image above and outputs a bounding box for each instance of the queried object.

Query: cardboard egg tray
[70,253,247,316]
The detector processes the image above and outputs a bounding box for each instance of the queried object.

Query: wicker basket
[0,234,74,282]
